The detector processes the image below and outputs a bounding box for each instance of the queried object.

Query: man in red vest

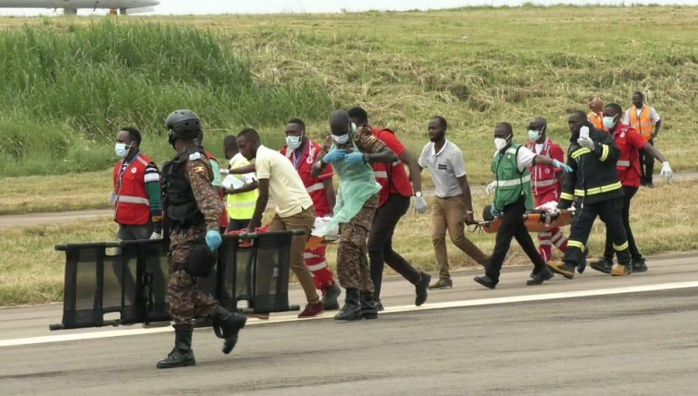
[524,117,568,264]
[280,118,342,310]
[348,107,431,310]
[590,103,673,274]
[112,127,163,241]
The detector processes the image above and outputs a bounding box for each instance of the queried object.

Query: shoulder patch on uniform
[189,152,203,161]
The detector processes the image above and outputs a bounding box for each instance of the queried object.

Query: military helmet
[165,109,202,143]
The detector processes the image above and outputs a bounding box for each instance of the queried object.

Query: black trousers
[485,197,546,282]
[564,197,630,267]
[603,186,642,261]
[640,139,655,184]
[369,193,422,300]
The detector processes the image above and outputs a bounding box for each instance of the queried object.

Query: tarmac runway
[1,254,697,395]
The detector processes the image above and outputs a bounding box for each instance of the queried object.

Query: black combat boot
[156,325,196,369]
[334,288,362,321]
[360,290,378,320]
[209,305,247,354]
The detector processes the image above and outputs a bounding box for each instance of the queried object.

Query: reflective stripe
[374,171,388,179]
[306,261,328,272]
[144,173,160,183]
[115,195,150,205]
[306,183,324,193]
[617,160,630,167]
[135,156,149,167]
[534,178,558,188]
[574,181,622,197]
[496,174,531,187]
[568,240,585,250]
[599,144,609,162]
[571,148,591,159]
[560,192,574,201]
[551,232,564,243]
[613,242,629,251]
[538,232,552,237]
[227,201,256,208]
[538,241,552,246]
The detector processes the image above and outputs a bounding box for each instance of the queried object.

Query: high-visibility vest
[629,106,656,141]
[226,154,258,220]
[587,111,605,131]
[113,154,152,226]
[491,144,533,211]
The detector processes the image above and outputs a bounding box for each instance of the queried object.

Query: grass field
[1,6,698,305]
[1,180,696,306]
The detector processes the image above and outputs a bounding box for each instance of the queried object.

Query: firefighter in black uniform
[547,111,632,278]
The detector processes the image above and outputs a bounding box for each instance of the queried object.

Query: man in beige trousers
[418,116,490,289]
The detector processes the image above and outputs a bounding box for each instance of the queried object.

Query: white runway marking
[2,281,697,348]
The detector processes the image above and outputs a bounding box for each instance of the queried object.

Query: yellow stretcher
[474,210,574,234]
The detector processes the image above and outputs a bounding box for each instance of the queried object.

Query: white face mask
[494,135,511,151]
[528,130,541,141]
[332,134,349,144]
[603,116,617,130]
[115,142,131,158]
[286,133,303,150]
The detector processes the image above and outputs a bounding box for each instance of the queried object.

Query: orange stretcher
[474,210,574,234]
[226,227,338,248]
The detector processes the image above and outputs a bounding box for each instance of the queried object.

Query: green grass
[2,180,696,306]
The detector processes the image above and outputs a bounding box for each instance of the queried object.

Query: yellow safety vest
[226,155,258,220]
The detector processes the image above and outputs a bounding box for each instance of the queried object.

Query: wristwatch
[415,191,423,198]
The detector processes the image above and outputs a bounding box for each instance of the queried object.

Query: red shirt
[613,123,646,188]
[280,140,334,217]
[525,137,564,196]
[371,127,413,207]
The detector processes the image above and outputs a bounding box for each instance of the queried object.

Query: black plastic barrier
[50,230,303,331]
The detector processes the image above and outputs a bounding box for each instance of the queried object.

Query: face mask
[603,116,617,130]
[494,134,511,151]
[115,142,131,158]
[528,130,541,141]
[332,134,349,145]
[286,135,302,150]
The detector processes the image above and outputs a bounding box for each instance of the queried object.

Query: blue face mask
[286,133,303,150]
[528,129,541,141]
[115,142,131,158]
[603,116,617,130]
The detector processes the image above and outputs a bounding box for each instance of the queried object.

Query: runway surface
[1,254,697,395]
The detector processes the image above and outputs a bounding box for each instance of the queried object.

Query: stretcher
[472,209,574,234]
[225,225,339,249]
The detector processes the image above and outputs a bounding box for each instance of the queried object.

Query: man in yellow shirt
[222,135,259,231]
[236,128,323,318]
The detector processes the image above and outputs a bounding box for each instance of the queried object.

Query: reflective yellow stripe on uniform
[571,148,591,159]
[568,240,585,250]
[599,144,609,162]
[560,192,574,201]
[574,181,622,197]
[613,242,629,251]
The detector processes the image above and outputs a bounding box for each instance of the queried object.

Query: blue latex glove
[322,149,347,164]
[345,152,365,164]
[490,206,503,217]
[552,159,573,173]
[205,230,222,251]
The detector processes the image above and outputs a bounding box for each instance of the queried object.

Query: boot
[414,272,431,306]
[209,306,247,355]
[334,288,362,321]
[321,283,342,311]
[156,325,196,369]
[360,291,378,320]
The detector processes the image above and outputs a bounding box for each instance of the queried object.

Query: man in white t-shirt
[622,91,662,187]
[418,116,489,289]
[235,128,323,318]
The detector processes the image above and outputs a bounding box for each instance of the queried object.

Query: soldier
[311,109,398,320]
[157,109,247,369]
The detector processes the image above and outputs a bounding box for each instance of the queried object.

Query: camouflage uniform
[332,126,387,292]
[167,153,223,326]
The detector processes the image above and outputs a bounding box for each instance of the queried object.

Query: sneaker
[590,258,613,274]
[547,261,575,279]
[298,302,324,318]
[526,268,554,286]
[611,263,632,276]
[632,257,648,273]
[321,283,342,311]
[428,278,453,290]
[415,272,431,306]
[473,275,498,289]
